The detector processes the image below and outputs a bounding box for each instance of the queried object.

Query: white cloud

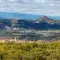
[8,0,15,1]
[0,0,60,16]
[34,0,47,3]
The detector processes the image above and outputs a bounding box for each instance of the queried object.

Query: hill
[17,16,60,30]
[0,16,60,30]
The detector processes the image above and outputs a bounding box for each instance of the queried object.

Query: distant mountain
[35,16,60,24]
[35,16,53,23]
[0,12,40,20]
[17,16,60,30]
[0,12,60,30]
[0,12,60,20]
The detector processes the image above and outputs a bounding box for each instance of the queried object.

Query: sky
[0,0,60,16]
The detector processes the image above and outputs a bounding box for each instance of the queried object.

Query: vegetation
[0,41,59,60]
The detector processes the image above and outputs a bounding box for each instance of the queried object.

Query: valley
[0,29,60,41]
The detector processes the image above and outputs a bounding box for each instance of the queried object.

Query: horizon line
[0,11,60,16]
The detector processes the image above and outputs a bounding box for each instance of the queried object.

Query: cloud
[0,0,60,16]
[34,0,47,3]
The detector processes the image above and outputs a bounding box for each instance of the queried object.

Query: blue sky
[0,0,60,16]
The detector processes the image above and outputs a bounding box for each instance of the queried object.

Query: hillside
[17,16,60,30]
[0,16,60,30]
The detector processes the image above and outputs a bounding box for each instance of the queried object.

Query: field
[0,40,59,60]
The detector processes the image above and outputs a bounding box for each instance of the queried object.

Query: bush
[0,41,59,60]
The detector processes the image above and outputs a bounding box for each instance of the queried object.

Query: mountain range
[0,12,60,20]
[0,12,60,30]
[17,16,60,30]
